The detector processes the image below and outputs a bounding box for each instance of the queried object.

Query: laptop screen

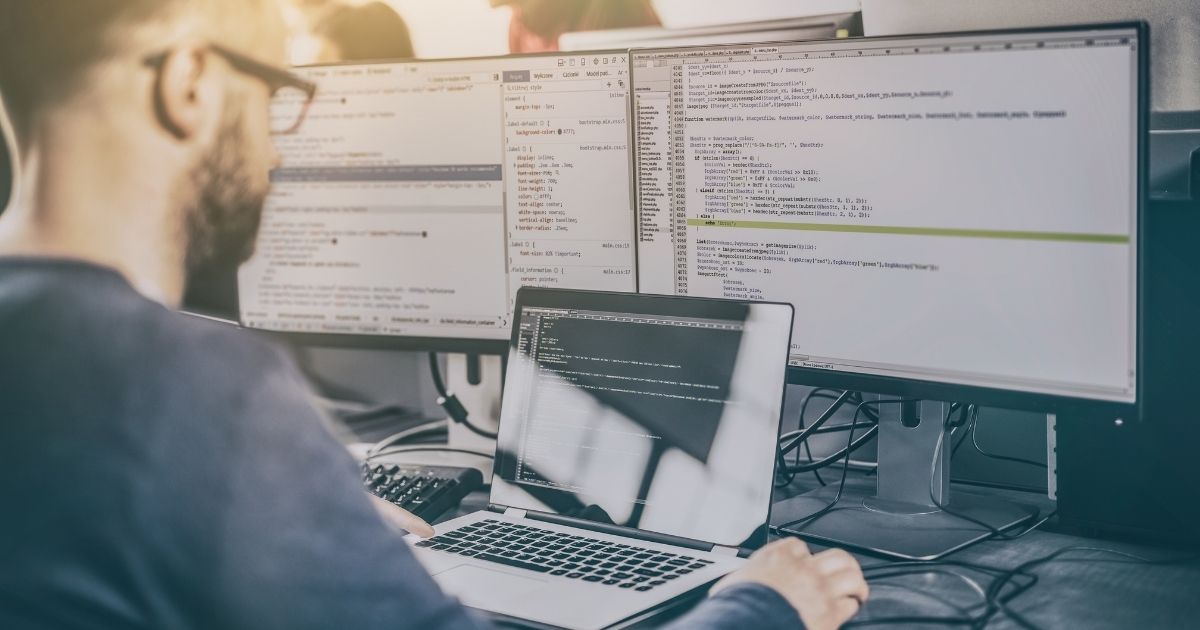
[492,290,793,548]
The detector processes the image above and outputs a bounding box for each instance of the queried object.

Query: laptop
[407,287,794,629]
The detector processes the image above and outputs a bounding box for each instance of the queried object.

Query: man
[313,2,416,62]
[495,0,661,54]
[0,2,869,629]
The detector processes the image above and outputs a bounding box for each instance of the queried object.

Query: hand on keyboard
[370,494,435,538]
[362,464,484,523]
[711,538,868,630]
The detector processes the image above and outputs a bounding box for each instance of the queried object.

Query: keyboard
[362,463,483,522]
[414,519,714,592]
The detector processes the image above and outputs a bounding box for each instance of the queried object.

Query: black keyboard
[414,519,714,592]
[362,463,483,522]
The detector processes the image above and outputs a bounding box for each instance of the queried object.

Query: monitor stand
[771,400,1039,560]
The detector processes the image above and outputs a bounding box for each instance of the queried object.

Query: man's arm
[661,582,805,630]
[196,347,493,630]
[175,338,863,630]
[657,539,867,630]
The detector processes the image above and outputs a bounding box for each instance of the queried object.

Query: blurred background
[283,1,844,61]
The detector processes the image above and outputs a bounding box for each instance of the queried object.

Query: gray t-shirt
[0,258,802,630]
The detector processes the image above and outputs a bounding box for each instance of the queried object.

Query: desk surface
[430,465,1199,629]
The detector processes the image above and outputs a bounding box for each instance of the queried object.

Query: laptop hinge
[710,545,740,558]
[503,507,528,519]
[525,510,715,552]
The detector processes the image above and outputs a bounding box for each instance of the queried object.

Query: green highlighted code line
[686,219,1130,244]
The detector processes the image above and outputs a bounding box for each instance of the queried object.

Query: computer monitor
[236,51,637,353]
[631,23,1146,558]
[632,24,1143,413]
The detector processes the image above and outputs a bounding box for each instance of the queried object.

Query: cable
[365,446,494,463]
[776,400,1054,543]
[950,406,977,459]
[427,352,498,440]
[845,563,1035,629]
[366,419,449,458]
[844,614,978,627]
[859,582,977,619]
[847,547,1195,629]
[975,546,1197,629]
[780,426,880,474]
[780,392,881,453]
[927,404,1054,543]
[863,569,987,610]
[929,416,1017,539]
[774,398,915,533]
[778,407,863,529]
[969,406,1049,469]
[780,390,856,453]
[777,393,882,483]
[792,389,868,484]
[336,403,418,424]
[776,389,855,487]
[795,389,842,485]
[803,422,880,436]
[777,390,884,487]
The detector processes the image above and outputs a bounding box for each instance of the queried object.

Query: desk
[432,468,1199,629]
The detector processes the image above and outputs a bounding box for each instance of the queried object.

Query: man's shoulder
[0,257,297,403]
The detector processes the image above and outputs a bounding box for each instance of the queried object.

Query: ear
[152,43,218,140]
[0,88,18,210]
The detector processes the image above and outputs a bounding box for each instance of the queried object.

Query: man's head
[0,0,300,293]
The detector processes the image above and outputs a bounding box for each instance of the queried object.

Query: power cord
[793,388,848,485]
[845,548,1196,629]
[780,390,880,455]
[781,395,1045,490]
[774,400,1055,540]
[776,390,881,488]
[774,402,1185,629]
[366,419,449,459]
[365,445,494,464]
[774,398,916,531]
[428,352,498,440]
[967,405,1048,469]
[927,404,1051,542]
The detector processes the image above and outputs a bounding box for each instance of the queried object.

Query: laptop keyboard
[414,519,714,592]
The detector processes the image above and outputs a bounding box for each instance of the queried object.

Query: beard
[180,108,270,314]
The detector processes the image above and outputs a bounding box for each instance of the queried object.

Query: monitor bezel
[237,48,635,355]
[628,22,1149,416]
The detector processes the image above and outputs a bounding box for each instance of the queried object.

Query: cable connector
[429,352,499,439]
[436,393,470,426]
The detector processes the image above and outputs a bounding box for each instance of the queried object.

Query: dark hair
[503,0,660,40]
[0,1,149,140]
[0,0,271,142]
[315,2,415,62]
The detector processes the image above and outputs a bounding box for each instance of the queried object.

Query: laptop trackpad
[435,564,548,608]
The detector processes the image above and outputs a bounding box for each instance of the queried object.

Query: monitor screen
[632,26,1142,404]
[238,52,636,344]
[492,290,793,547]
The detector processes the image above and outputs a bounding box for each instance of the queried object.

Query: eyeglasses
[144,44,317,135]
